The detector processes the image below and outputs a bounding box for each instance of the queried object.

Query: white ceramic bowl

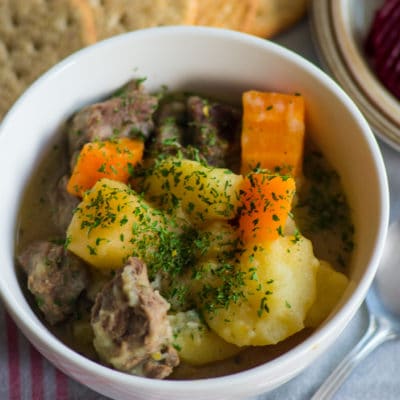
[0,27,389,400]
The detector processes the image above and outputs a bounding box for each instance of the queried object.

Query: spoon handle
[311,313,397,400]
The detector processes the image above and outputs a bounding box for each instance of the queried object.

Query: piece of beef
[155,100,186,144]
[210,101,242,171]
[48,175,79,233]
[186,96,242,169]
[18,241,88,325]
[68,80,158,161]
[148,99,186,157]
[91,257,179,379]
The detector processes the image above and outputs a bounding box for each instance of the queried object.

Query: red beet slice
[365,0,400,99]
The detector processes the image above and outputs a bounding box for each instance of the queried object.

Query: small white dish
[310,0,400,150]
[331,0,400,126]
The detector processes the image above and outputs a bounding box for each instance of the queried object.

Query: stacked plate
[310,0,400,150]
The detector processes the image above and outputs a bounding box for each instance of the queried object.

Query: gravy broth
[16,85,354,379]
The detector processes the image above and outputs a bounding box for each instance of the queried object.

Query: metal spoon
[311,220,400,399]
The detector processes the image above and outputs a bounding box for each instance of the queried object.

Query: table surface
[1,15,400,400]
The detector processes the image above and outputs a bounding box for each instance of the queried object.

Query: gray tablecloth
[1,16,400,400]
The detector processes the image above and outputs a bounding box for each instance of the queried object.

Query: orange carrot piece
[239,172,296,244]
[67,138,144,197]
[241,91,305,176]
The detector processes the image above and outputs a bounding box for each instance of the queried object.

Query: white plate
[310,0,400,150]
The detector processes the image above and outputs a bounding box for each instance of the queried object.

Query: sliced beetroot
[365,0,398,54]
[365,0,400,99]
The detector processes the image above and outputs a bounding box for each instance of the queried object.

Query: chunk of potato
[66,178,165,269]
[143,157,243,221]
[178,222,239,304]
[196,220,239,260]
[305,260,349,328]
[204,235,319,346]
[168,310,241,366]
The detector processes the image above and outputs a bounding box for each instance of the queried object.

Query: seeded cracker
[247,0,308,38]
[162,0,198,25]
[0,0,96,120]
[0,0,309,120]
[194,0,259,32]
[88,0,197,40]
[88,0,165,39]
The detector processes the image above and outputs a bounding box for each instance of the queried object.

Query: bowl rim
[0,25,390,395]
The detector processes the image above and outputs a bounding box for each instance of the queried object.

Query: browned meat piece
[48,175,79,233]
[68,80,158,158]
[148,99,186,157]
[156,100,186,144]
[187,96,242,169]
[18,241,88,325]
[91,257,179,379]
[144,98,210,166]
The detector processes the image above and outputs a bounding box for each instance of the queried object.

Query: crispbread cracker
[162,0,198,25]
[194,0,259,32]
[0,0,97,119]
[246,0,308,38]
[0,0,309,120]
[88,0,198,40]
[88,0,166,39]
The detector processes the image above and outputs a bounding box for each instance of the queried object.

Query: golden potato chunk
[66,178,165,269]
[196,220,239,260]
[169,310,241,366]
[305,260,349,328]
[142,157,243,221]
[204,235,319,346]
